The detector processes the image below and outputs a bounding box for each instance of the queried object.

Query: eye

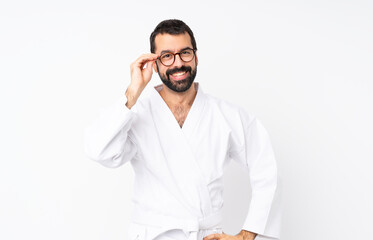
[181,50,191,55]
[161,53,172,59]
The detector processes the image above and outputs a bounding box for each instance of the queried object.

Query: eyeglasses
[157,48,196,66]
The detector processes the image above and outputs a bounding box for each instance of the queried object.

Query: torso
[170,104,191,128]
[157,83,197,128]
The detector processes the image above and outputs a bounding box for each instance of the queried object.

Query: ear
[195,53,198,66]
[153,61,158,73]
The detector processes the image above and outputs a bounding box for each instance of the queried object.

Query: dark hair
[150,19,197,53]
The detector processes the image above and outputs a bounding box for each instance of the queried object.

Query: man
[84,19,281,240]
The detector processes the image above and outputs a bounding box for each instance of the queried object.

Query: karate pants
[127,222,223,240]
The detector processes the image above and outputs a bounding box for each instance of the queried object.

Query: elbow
[85,149,125,168]
[84,142,126,168]
[251,163,278,192]
[83,127,136,168]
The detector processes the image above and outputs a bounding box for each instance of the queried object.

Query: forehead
[154,33,193,53]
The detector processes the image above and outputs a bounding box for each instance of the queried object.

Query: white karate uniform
[84,82,281,240]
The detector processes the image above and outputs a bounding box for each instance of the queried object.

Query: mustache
[166,66,192,76]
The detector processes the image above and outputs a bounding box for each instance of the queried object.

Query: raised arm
[84,53,159,168]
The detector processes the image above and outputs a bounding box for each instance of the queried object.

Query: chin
[159,68,197,93]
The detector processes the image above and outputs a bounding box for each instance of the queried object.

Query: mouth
[169,71,188,81]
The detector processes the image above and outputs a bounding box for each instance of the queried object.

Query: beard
[157,64,197,93]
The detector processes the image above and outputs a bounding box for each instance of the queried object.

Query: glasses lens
[160,53,174,66]
[180,49,194,62]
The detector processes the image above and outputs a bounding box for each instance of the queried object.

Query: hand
[203,230,257,240]
[126,53,159,109]
[130,53,159,87]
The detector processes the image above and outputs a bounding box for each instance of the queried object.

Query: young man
[84,19,281,240]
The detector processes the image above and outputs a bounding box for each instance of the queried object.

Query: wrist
[238,230,257,240]
[125,86,141,109]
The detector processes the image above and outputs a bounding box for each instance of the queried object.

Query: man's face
[153,33,198,93]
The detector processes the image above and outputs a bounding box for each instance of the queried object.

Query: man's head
[150,19,198,93]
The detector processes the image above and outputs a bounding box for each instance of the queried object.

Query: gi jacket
[84,82,281,240]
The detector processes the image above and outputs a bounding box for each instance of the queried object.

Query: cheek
[158,68,168,78]
[190,63,197,70]
[161,66,171,74]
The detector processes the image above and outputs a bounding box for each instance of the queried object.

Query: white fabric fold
[84,82,281,239]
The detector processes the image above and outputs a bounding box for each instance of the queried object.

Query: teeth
[172,71,186,76]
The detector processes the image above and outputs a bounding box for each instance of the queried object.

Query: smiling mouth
[170,71,188,80]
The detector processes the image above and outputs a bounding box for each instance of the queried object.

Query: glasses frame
[157,48,197,66]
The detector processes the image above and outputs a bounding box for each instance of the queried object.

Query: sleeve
[84,94,138,168]
[229,115,281,239]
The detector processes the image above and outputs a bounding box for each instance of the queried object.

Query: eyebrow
[160,47,193,55]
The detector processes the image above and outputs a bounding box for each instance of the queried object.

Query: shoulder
[203,92,257,129]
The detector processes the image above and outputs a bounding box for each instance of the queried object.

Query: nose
[172,53,184,67]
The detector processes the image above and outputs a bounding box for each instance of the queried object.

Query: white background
[1,0,372,239]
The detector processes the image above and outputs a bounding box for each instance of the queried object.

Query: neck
[159,82,197,107]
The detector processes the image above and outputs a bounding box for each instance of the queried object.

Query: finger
[143,61,154,78]
[133,53,159,68]
[145,60,154,71]
[136,53,159,61]
[203,233,222,240]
